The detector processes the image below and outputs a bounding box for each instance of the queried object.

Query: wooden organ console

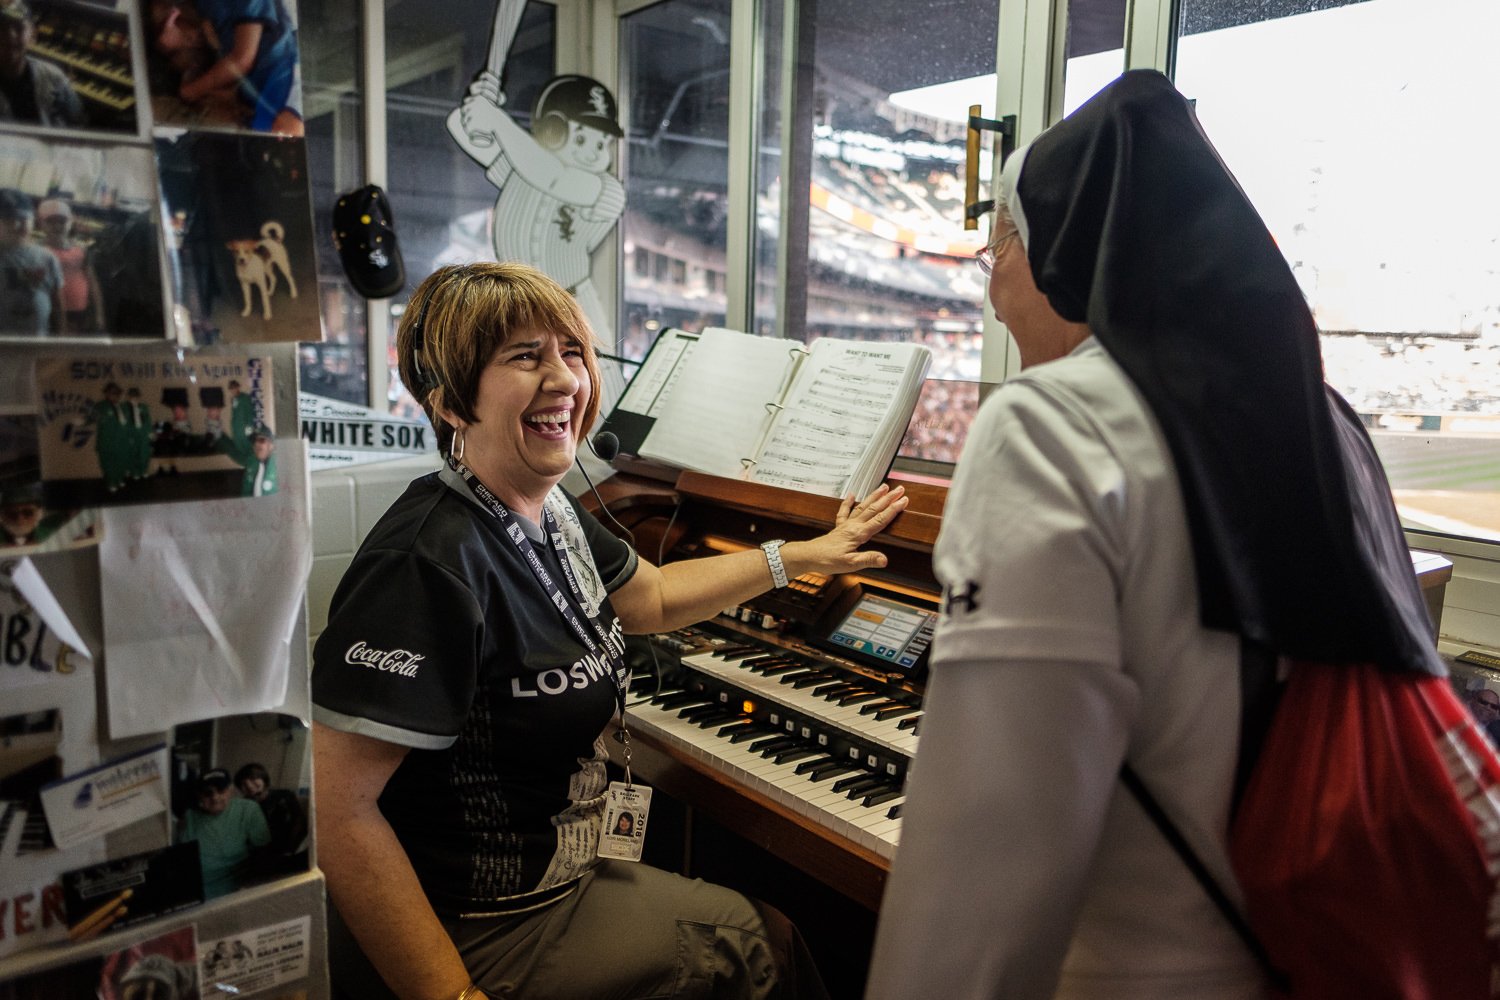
[589,465,1456,924]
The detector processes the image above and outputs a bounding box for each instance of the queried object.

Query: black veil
[1005,69,1441,674]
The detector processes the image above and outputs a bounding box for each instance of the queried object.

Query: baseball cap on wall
[331,184,406,299]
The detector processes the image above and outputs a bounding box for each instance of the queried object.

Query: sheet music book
[596,327,703,458]
[632,327,932,498]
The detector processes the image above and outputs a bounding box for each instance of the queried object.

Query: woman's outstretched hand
[781,484,909,577]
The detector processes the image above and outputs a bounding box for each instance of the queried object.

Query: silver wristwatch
[761,538,789,588]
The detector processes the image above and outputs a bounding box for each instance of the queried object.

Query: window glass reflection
[299,0,368,406]
[618,0,734,362]
[754,0,1000,380]
[1176,0,1500,541]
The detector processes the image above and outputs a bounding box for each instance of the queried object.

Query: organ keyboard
[30,1,136,118]
[590,466,1455,914]
[593,469,947,909]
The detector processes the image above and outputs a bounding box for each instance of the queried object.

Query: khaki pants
[329,862,830,1000]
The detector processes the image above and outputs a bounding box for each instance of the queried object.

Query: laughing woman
[312,262,906,1000]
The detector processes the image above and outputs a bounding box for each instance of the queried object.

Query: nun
[864,70,1440,1000]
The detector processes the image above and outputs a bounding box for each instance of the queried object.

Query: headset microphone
[576,430,632,547]
[588,431,620,462]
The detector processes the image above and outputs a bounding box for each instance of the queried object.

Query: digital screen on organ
[825,593,936,671]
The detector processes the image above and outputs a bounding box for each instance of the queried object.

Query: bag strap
[1119,637,1290,993]
[1119,764,1287,992]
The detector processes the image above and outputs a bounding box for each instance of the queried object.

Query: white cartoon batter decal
[446,0,625,346]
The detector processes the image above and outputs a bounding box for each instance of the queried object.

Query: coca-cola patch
[344,641,425,677]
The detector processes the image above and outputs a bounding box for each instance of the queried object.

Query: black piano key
[776,668,823,684]
[793,754,840,775]
[837,690,884,707]
[811,680,854,697]
[874,703,921,721]
[839,776,889,799]
[750,735,801,755]
[862,786,904,808]
[810,761,862,782]
[717,720,759,738]
[896,714,922,731]
[692,709,744,728]
[748,658,797,675]
[789,672,837,689]
[858,699,904,716]
[727,725,776,744]
[887,802,903,820]
[774,746,822,766]
[740,653,784,668]
[678,702,729,722]
[652,690,709,709]
[833,771,880,793]
[718,647,764,661]
[759,660,806,676]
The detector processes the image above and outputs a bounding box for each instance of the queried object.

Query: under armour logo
[555,205,576,241]
[943,581,981,616]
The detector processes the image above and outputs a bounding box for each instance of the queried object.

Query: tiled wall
[307,456,440,645]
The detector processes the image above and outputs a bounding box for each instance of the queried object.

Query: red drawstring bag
[1229,661,1500,999]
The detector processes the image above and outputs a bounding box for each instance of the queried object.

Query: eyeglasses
[1476,697,1500,711]
[975,230,1021,275]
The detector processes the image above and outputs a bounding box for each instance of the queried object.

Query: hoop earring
[452,427,466,463]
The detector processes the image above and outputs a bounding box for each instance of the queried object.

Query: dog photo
[226,220,298,320]
[154,129,320,345]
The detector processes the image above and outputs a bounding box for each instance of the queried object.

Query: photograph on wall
[0,413,97,553]
[61,841,203,940]
[34,350,276,508]
[97,924,200,1000]
[1451,652,1500,745]
[143,0,303,136]
[0,132,168,342]
[170,712,310,902]
[0,0,142,136]
[155,129,319,344]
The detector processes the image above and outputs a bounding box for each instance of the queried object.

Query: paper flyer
[200,916,312,998]
[99,444,311,737]
[0,568,105,943]
[39,744,169,851]
[34,352,277,509]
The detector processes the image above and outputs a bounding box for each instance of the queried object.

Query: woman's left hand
[781,484,909,577]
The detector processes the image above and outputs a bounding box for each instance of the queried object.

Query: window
[298,0,367,405]
[618,0,734,362]
[1175,0,1500,542]
[752,0,1001,379]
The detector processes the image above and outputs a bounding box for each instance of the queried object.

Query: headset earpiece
[407,287,440,395]
[534,111,570,150]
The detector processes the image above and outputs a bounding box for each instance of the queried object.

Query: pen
[68,887,132,941]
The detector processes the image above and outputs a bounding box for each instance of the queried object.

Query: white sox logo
[588,86,609,117]
[345,641,425,677]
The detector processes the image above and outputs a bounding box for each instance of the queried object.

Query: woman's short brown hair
[395,262,603,458]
